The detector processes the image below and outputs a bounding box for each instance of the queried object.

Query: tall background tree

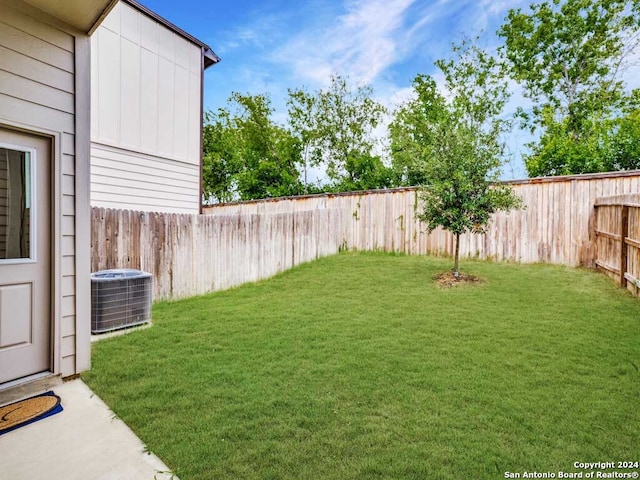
[288,75,393,192]
[499,0,640,176]
[205,77,393,201]
[202,106,239,204]
[390,41,522,277]
[286,87,323,193]
[202,92,303,203]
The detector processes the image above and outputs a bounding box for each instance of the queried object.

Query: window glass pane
[0,147,31,260]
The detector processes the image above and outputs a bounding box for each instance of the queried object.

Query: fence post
[588,204,598,268]
[619,205,629,288]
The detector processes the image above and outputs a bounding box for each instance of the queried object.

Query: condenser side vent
[91,269,152,334]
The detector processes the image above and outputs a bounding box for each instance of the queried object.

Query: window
[0,145,34,261]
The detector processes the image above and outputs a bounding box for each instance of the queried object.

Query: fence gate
[593,195,640,298]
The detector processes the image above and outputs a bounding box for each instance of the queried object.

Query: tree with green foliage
[288,75,392,191]
[202,92,303,203]
[499,0,640,176]
[202,107,240,204]
[610,94,640,169]
[390,41,522,277]
[286,87,324,193]
[333,153,394,192]
[522,96,640,175]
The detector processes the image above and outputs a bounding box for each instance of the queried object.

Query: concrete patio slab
[0,379,177,480]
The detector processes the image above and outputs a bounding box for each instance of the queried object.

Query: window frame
[0,141,37,265]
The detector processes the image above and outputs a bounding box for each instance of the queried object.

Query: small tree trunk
[454,233,460,279]
[304,162,308,194]
[303,146,309,194]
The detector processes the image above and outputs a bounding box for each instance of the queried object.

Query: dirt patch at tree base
[434,272,484,287]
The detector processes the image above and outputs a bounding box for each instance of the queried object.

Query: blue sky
[137,0,545,179]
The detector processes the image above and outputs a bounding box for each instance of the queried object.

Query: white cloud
[273,0,418,86]
[479,0,527,17]
[386,86,416,107]
[214,12,292,55]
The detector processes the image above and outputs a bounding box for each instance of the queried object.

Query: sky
[136,0,635,181]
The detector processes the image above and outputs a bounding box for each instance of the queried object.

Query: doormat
[0,391,63,436]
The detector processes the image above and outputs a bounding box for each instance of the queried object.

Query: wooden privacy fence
[205,170,640,267]
[92,170,640,300]
[593,194,640,297]
[91,207,348,300]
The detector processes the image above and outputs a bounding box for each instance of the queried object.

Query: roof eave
[203,48,221,69]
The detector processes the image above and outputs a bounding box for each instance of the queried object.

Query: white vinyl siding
[90,1,202,214]
[91,144,200,213]
[0,1,81,377]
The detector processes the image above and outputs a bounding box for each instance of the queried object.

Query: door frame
[0,120,60,383]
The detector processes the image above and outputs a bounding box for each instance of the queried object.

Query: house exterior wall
[0,0,92,378]
[90,1,202,213]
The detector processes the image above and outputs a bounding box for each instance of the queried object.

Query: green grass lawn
[83,252,640,480]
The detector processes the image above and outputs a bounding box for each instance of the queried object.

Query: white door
[0,128,50,385]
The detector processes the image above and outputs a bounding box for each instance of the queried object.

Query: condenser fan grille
[91,269,152,334]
